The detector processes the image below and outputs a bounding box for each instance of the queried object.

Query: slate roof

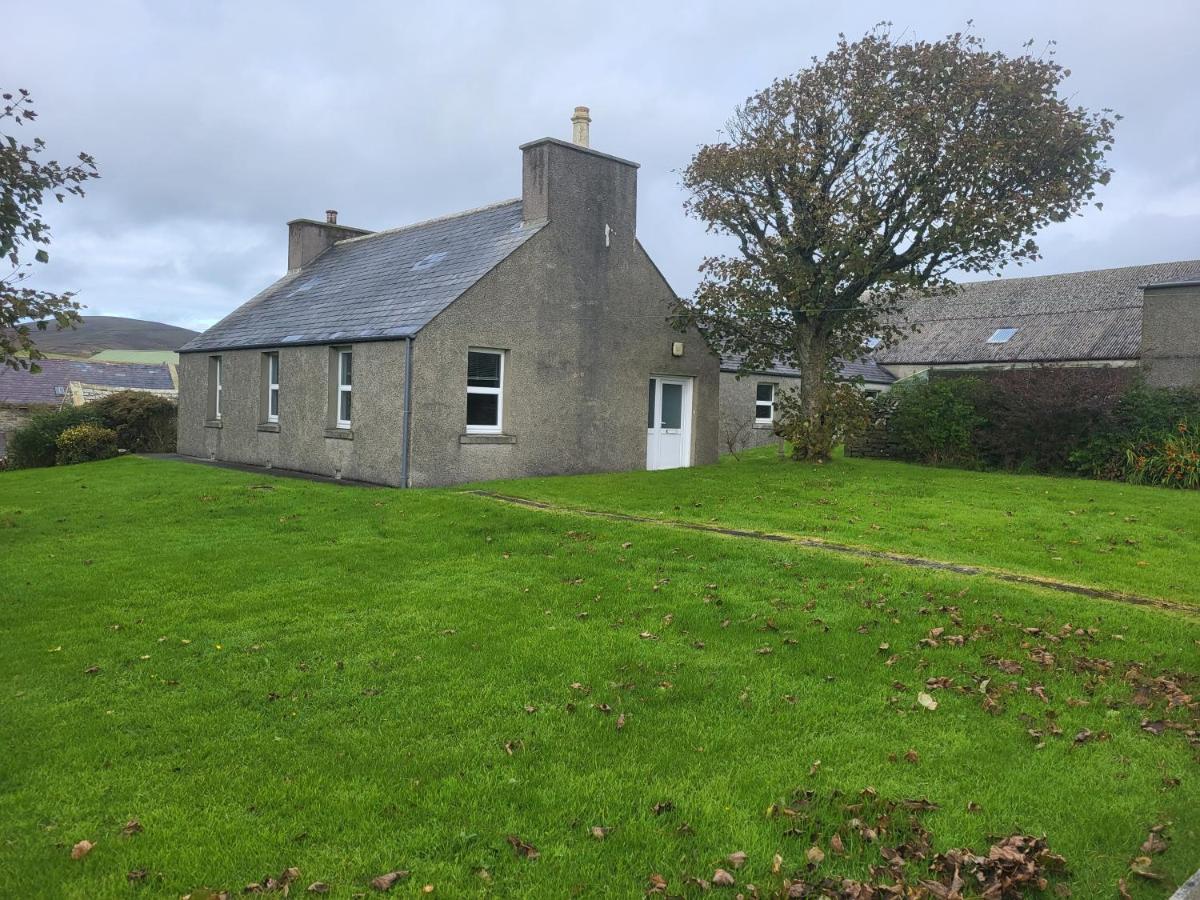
[720,353,895,385]
[0,359,176,406]
[877,260,1200,366]
[180,200,544,353]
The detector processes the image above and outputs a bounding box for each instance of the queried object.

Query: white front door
[646,376,693,470]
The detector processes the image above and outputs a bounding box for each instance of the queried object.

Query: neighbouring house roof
[0,359,176,406]
[180,199,546,353]
[720,353,896,385]
[877,260,1200,366]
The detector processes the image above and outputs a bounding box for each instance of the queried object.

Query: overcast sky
[8,0,1199,331]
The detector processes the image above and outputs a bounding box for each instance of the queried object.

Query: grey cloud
[7,0,1198,329]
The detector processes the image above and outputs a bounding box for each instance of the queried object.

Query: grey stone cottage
[177,109,719,486]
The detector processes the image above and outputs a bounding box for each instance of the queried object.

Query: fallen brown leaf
[306,883,330,894]
[70,839,94,860]
[506,835,539,859]
[806,845,825,865]
[1129,855,1165,880]
[727,851,747,869]
[1140,826,1169,855]
[371,870,410,891]
[712,868,735,887]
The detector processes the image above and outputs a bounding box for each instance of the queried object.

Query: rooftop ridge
[953,258,1200,289]
[334,198,523,247]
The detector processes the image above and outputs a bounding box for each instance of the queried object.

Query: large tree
[1,88,98,371]
[680,27,1116,460]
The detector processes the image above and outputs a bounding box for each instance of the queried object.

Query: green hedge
[5,406,102,469]
[6,390,177,469]
[89,390,177,453]
[880,370,1200,488]
[55,423,119,466]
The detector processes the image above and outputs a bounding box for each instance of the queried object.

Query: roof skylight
[863,336,883,350]
[987,327,1018,344]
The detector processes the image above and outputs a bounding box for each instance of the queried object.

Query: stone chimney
[520,108,639,238]
[287,212,372,272]
[571,106,591,148]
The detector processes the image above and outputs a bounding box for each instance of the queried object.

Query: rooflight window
[987,327,1018,344]
[412,251,449,271]
[863,336,882,350]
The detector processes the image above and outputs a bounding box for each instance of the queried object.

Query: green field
[1,455,1196,898]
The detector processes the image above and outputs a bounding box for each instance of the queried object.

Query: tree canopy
[1,88,99,370]
[680,26,1117,459]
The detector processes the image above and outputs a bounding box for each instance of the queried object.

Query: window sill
[460,433,516,445]
[753,423,774,430]
[257,422,280,433]
[325,427,353,440]
[204,419,223,429]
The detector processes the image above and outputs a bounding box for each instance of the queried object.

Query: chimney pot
[325,209,338,224]
[571,106,591,148]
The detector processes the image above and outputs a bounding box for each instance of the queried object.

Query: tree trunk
[791,329,833,462]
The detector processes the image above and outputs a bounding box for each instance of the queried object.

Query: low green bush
[1070,383,1200,479]
[5,406,101,469]
[887,376,990,465]
[90,390,177,452]
[1123,421,1200,489]
[54,423,119,466]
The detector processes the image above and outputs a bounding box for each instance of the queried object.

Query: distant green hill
[14,316,199,356]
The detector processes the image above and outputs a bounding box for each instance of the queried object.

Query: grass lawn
[0,455,1197,898]
[484,448,1200,607]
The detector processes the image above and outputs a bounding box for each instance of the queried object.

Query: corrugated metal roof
[180,200,545,353]
[877,260,1200,365]
[0,359,176,406]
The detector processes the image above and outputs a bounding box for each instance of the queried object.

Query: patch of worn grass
[0,456,1196,898]
[484,447,1200,606]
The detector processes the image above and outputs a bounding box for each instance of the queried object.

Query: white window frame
[336,348,352,429]
[466,348,504,434]
[987,327,1018,344]
[266,352,280,423]
[212,355,223,420]
[754,382,775,425]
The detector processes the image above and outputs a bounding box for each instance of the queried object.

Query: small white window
[336,348,352,428]
[755,383,775,424]
[987,327,1018,344]
[863,336,883,350]
[210,355,223,419]
[466,349,504,433]
[266,352,280,423]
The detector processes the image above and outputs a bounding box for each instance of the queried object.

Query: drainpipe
[400,336,414,487]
